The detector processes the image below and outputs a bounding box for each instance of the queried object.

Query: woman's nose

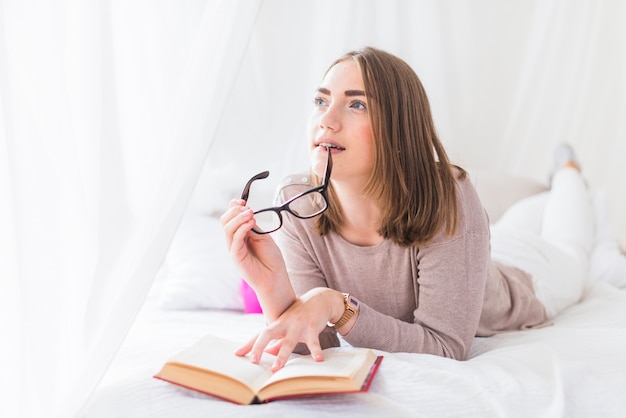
[319,104,341,131]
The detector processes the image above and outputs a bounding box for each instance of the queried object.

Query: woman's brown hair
[315,47,465,247]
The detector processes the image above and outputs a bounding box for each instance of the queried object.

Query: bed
[80,171,626,418]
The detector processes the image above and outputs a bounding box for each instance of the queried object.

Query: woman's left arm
[342,176,492,359]
[343,231,490,360]
[246,228,490,364]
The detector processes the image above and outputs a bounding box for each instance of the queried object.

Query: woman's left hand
[235,287,345,372]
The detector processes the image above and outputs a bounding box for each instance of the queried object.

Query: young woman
[221,47,590,372]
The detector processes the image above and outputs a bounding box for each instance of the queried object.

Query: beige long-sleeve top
[275,173,548,360]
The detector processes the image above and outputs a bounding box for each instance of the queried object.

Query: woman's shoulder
[275,173,322,241]
[419,168,489,250]
[446,166,490,238]
[452,166,481,204]
[275,173,314,203]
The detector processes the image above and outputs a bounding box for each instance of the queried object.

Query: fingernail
[251,353,260,363]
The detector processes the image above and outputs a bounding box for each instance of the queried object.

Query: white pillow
[157,169,559,310]
[469,169,549,223]
[157,213,243,310]
[589,189,626,288]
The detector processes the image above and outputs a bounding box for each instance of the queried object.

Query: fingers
[263,340,283,356]
[307,338,324,363]
[234,291,333,371]
[219,198,246,228]
[220,199,255,253]
[235,334,257,359]
[236,335,282,360]
[247,325,282,366]
[238,326,324,372]
[235,333,286,365]
[235,334,255,356]
[220,199,250,229]
[270,333,324,372]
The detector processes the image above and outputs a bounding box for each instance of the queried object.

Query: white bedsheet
[81,282,626,418]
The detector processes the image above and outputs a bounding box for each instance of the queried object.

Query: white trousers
[490,168,594,318]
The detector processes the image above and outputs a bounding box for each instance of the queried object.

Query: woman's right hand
[220,199,296,321]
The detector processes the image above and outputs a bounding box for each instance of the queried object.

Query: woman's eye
[313,97,327,107]
[351,101,367,110]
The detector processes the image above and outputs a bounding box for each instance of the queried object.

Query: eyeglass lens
[241,147,331,234]
[251,189,328,233]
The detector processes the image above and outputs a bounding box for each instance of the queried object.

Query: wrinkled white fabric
[0,1,261,417]
[491,169,594,318]
[3,1,626,417]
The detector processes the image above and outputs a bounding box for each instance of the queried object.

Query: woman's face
[308,59,374,185]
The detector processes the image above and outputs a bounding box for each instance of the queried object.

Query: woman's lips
[317,142,345,151]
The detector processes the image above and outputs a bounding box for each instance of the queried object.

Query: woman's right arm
[220,199,296,322]
[222,201,341,370]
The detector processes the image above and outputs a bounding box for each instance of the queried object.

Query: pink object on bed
[240,279,263,314]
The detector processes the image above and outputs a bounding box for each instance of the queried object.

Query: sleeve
[343,177,492,360]
[273,176,330,296]
[275,215,340,351]
[275,175,491,360]
[343,231,490,360]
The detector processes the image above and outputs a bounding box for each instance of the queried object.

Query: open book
[154,334,383,405]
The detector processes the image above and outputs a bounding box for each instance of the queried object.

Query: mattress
[81,280,626,418]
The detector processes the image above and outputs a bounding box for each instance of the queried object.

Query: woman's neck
[332,182,383,247]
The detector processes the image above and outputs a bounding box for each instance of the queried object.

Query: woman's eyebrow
[345,89,366,97]
[316,87,366,97]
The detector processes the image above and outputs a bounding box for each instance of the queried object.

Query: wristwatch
[328,293,359,329]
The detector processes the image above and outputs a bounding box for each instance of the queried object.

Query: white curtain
[2,1,625,417]
[0,1,261,417]
[206,0,626,243]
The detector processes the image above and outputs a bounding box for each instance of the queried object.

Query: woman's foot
[553,143,581,172]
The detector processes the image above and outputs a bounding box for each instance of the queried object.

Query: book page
[169,335,274,393]
[265,347,373,386]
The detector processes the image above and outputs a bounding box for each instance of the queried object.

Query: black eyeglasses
[240,148,332,234]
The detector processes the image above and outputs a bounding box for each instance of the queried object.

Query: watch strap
[328,293,359,329]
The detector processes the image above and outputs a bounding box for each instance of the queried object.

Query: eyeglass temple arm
[323,147,332,184]
[240,171,270,201]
